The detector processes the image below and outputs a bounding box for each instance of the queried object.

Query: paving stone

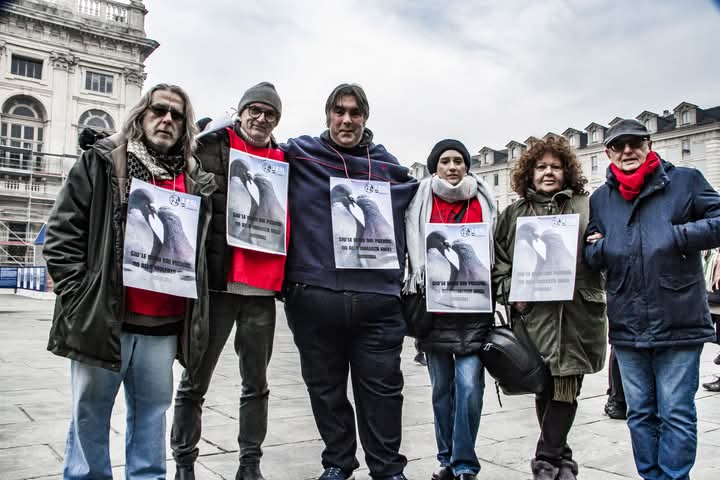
[2,293,720,479]
[0,445,62,480]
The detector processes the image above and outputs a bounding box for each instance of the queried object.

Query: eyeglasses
[148,104,185,122]
[247,105,278,123]
[608,137,647,153]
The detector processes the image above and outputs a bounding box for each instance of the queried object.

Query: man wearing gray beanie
[171,82,286,480]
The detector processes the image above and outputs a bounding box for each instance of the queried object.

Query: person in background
[405,139,497,480]
[603,346,627,419]
[494,137,607,480]
[585,119,720,480]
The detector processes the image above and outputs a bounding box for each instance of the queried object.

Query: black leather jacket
[44,133,216,375]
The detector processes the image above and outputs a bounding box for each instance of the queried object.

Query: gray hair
[324,83,370,127]
[122,83,198,154]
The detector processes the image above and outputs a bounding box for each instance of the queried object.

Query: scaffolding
[0,146,74,266]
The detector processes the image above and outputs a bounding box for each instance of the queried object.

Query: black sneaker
[714,352,720,366]
[318,467,354,480]
[702,377,720,392]
[413,352,427,366]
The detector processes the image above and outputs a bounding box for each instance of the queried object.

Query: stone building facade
[412,102,720,213]
[0,0,157,265]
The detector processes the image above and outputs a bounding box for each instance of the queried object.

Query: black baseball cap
[604,119,650,146]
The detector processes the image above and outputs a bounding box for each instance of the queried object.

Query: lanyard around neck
[327,143,372,181]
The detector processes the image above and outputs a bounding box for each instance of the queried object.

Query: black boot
[530,459,558,480]
[175,465,195,480]
[237,464,266,480]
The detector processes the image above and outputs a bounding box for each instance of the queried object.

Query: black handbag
[479,292,550,400]
[401,290,432,338]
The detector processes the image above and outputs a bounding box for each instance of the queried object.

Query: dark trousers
[171,292,276,466]
[607,346,625,405]
[534,376,583,469]
[285,284,408,478]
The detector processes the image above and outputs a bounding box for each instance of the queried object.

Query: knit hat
[427,139,471,174]
[237,82,282,119]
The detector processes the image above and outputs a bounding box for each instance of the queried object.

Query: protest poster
[425,223,492,313]
[509,213,580,302]
[123,178,200,298]
[330,178,399,269]
[226,149,288,255]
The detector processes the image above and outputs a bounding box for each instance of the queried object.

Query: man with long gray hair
[44,84,215,479]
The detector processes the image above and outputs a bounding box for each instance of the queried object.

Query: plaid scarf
[125,139,185,199]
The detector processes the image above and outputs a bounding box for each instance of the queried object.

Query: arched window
[0,95,46,169]
[78,109,115,132]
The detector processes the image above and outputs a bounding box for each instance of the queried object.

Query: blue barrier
[0,267,47,291]
[0,267,17,289]
[16,267,47,291]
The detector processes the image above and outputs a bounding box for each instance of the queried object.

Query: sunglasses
[247,105,278,123]
[608,137,647,153]
[148,104,185,122]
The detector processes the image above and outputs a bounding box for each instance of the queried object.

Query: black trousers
[534,376,583,469]
[285,284,408,478]
[171,292,276,466]
[607,346,625,405]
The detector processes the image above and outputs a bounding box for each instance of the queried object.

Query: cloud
[143,0,720,165]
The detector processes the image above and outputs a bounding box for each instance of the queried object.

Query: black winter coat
[44,134,216,373]
[585,158,720,347]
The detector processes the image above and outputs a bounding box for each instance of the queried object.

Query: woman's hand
[513,302,528,313]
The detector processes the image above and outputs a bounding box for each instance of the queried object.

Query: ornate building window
[78,109,115,132]
[11,55,42,79]
[0,96,45,170]
[85,71,113,94]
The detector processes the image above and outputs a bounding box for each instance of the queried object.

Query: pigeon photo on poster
[226,149,288,255]
[330,178,399,270]
[122,178,200,299]
[425,223,492,313]
[509,213,580,302]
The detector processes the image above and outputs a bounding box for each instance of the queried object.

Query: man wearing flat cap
[171,82,287,480]
[585,119,720,480]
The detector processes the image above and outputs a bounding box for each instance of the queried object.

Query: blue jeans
[63,332,177,480]
[615,345,702,480]
[426,352,484,476]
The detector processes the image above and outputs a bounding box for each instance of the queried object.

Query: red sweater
[226,129,288,291]
[430,195,483,224]
[126,173,187,317]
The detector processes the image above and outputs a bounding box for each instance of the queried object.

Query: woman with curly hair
[492,136,607,480]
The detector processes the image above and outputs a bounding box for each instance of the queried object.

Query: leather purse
[401,290,432,338]
[479,288,550,398]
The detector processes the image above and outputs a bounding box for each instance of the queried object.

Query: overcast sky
[143,0,720,166]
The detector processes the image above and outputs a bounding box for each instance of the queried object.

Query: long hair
[510,136,588,198]
[122,83,198,154]
[324,83,370,127]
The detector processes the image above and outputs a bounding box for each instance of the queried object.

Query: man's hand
[586,232,604,244]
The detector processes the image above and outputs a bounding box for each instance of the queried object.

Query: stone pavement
[0,292,718,480]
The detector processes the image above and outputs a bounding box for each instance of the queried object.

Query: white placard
[330,178,399,269]
[226,149,288,255]
[425,223,493,313]
[122,178,200,299]
[509,214,580,302]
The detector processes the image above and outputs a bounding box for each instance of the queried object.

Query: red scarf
[610,151,660,201]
